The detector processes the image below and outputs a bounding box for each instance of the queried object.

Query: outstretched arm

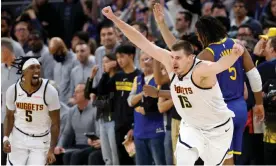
[196,44,244,77]
[102,6,172,72]
[153,3,177,50]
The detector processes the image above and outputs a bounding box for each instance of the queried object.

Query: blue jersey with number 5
[206,38,244,101]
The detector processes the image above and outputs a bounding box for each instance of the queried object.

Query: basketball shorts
[7,126,50,165]
[226,98,247,155]
[175,118,234,165]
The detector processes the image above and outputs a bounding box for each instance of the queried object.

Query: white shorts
[7,127,50,165]
[175,118,234,165]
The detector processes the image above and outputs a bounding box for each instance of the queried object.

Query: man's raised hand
[102,6,116,20]
[153,3,165,25]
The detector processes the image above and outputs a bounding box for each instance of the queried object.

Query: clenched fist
[102,6,116,20]
[232,43,244,57]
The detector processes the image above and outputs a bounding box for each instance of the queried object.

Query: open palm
[153,3,165,24]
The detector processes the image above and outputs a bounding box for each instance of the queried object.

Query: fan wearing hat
[253,27,276,65]
[3,58,61,165]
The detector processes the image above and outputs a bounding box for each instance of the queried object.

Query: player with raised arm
[3,58,60,165]
[152,3,264,165]
[102,6,244,165]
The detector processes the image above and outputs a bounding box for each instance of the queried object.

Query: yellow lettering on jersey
[174,85,193,95]
[219,49,237,80]
[219,49,232,57]
[16,102,44,111]
[116,81,133,91]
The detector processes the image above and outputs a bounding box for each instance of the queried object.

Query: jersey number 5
[178,95,192,108]
[25,110,32,122]
[228,67,236,80]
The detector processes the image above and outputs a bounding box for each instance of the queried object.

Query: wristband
[3,136,9,143]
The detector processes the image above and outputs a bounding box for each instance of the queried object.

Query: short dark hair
[179,11,192,26]
[100,21,115,32]
[238,24,253,32]
[171,40,194,55]
[84,0,93,11]
[233,0,248,10]
[211,2,226,13]
[1,16,12,27]
[269,37,276,52]
[181,34,202,51]
[215,16,230,32]
[73,31,89,43]
[75,40,88,47]
[115,44,136,55]
[131,21,148,36]
[1,37,14,52]
[195,16,227,48]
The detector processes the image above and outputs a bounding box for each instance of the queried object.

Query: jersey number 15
[178,95,192,108]
[25,110,32,122]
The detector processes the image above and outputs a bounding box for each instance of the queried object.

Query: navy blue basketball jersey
[206,38,244,101]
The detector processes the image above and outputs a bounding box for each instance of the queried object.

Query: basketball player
[152,4,264,164]
[102,6,244,165]
[3,58,60,165]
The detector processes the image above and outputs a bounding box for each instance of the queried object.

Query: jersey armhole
[14,84,17,102]
[191,61,212,90]
[43,80,49,106]
[205,47,214,56]
[170,73,176,83]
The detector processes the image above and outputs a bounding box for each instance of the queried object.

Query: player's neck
[20,79,42,93]
[178,63,193,78]
[77,100,89,111]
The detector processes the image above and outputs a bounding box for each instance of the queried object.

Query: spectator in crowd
[128,51,166,165]
[68,41,96,105]
[85,53,119,165]
[166,0,185,24]
[229,0,262,38]
[14,21,31,53]
[21,0,62,39]
[1,16,26,58]
[54,84,103,165]
[253,27,276,66]
[82,0,99,42]
[1,38,21,165]
[71,31,90,53]
[48,37,78,104]
[48,80,70,139]
[260,0,276,28]
[237,24,255,40]
[94,22,120,87]
[131,21,149,68]
[150,59,181,165]
[157,83,174,165]
[57,0,86,48]
[201,1,213,16]
[99,44,141,165]
[173,11,192,38]
[257,36,276,165]
[26,30,55,80]
[211,2,228,17]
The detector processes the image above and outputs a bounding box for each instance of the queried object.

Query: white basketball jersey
[14,79,51,135]
[170,58,235,130]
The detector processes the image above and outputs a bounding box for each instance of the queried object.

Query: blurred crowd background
[1,0,276,165]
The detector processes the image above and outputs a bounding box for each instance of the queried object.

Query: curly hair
[195,16,227,48]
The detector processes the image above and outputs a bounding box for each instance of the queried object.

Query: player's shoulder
[43,79,58,94]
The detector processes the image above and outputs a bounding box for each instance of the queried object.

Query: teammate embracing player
[102,6,246,165]
[3,58,60,165]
